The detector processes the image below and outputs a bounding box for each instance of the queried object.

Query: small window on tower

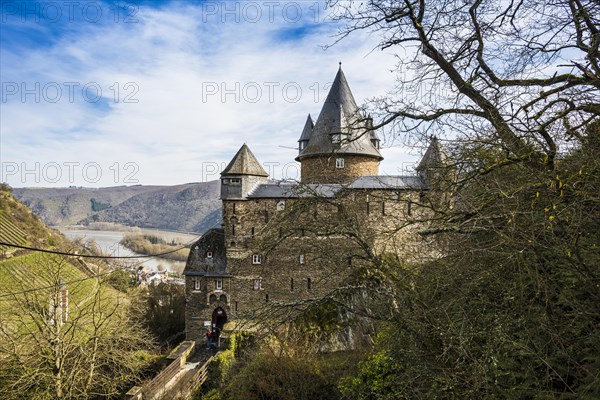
[332,133,341,143]
[230,178,241,185]
[277,200,285,211]
[194,280,201,291]
[206,251,213,259]
[252,254,262,265]
[336,158,345,169]
[253,279,262,291]
[216,280,223,290]
[299,254,305,264]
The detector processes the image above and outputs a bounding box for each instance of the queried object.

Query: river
[57,228,200,274]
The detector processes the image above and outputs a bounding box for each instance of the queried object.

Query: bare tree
[0,254,155,399]
[329,0,598,163]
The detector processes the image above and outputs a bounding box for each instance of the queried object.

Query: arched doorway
[212,307,227,331]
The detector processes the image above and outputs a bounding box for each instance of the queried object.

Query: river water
[57,228,200,274]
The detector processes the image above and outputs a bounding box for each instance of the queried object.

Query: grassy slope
[0,188,121,313]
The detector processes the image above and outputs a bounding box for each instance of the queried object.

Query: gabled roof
[247,182,342,198]
[183,228,228,276]
[416,137,449,171]
[222,144,268,177]
[296,66,383,162]
[347,175,424,190]
[244,176,424,199]
[298,114,313,142]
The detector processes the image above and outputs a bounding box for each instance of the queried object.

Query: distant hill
[13,181,222,233]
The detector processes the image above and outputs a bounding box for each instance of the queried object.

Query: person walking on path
[206,329,213,349]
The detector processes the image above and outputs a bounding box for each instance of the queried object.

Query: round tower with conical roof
[295,66,383,184]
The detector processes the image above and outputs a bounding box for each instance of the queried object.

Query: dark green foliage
[138,283,186,346]
[107,269,136,292]
[220,353,340,400]
[340,128,600,398]
[90,197,111,212]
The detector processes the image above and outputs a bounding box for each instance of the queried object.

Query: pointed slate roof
[222,144,268,177]
[416,137,449,171]
[298,114,314,142]
[296,66,383,162]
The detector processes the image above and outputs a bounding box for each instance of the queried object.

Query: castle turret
[220,144,268,200]
[296,65,383,184]
[298,114,313,153]
[416,137,455,207]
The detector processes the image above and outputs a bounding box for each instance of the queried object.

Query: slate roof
[416,137,449,171]
[296,66,383,162]
[245,175,424,199]
[347,176,424,190]
[183,228,228,276]
[247,183,343,198]
[298,114,314,142]
[222,144,268,177]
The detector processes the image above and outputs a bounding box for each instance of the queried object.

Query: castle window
[265,294,269,302]
[336,158,345,169]
[232,224,236,236]
[279,227,283,238]
[219,294,227,303]
[381,201,386,215]
[276,200,285,211]
[307,277,312,290]
[215,280,223,290]
[252,254,262,265]
[235,301,238,312]
[299,254,305,264]
[299,141,307,150]
[407,200,412,216]
[251,227,255,238]
[232,203,236,214]
[209,294,217,303]
[206,251,213,259]
[230,178,241,185]
[290,278,294,291]
[194,279,201,291]
[332,133,341,143]
[253,279,262,290]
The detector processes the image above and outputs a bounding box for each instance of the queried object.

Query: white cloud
[0,1,419,187]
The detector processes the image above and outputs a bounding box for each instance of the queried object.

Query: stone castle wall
[300,155,379,184]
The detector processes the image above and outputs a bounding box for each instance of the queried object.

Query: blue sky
[1,0,419,187]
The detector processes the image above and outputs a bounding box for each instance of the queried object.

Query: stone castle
[183,66,452,342]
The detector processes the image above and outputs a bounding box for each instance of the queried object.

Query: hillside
[0,186,159,399]
[0,185,108,312]
[13,181,222,233]
[78,181,221,233]
[12,185,165,226]
[0,186,67,252]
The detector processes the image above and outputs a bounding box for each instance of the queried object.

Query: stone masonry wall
[300,155,379,184]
